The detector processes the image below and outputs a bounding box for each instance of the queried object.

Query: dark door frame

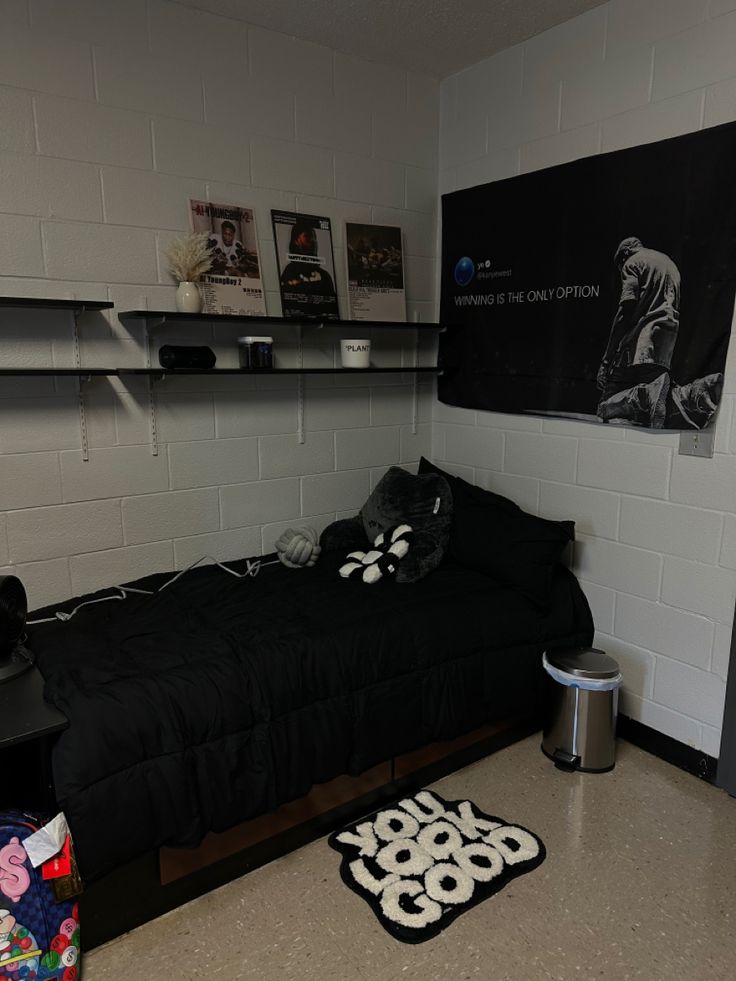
[716,604,736,795]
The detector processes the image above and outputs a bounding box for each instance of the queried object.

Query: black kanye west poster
[439,122,736,430]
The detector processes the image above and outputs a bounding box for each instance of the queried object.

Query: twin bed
[26,462,593,941]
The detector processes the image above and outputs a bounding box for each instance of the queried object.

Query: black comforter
[30,551,592,881]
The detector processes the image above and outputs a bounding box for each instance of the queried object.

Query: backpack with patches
[0,812,80,981]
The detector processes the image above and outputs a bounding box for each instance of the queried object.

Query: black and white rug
[328,790,546,944]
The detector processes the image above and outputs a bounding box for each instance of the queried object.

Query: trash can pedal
[551,749,581,771]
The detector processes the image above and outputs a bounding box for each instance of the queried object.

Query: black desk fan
[0,575,34,683]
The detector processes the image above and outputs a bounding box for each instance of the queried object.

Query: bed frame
[80,715,539,948]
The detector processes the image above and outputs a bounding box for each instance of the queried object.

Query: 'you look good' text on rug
[328,790,546,943]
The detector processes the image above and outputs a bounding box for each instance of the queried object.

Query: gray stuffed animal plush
[321,467,452,583]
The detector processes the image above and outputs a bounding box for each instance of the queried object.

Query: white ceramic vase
[176,281,201,313]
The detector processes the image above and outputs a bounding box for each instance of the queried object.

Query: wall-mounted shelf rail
[0,298,439,459]
[0,296,114,460]
[117,309,441,448]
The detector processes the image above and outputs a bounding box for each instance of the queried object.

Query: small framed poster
[346,222,406,322]
[271,210,339,320]
[189,199,267,316]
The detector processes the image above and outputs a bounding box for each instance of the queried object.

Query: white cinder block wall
[2,0,734,758]
[0,0,438,607]
[437,0,736,756]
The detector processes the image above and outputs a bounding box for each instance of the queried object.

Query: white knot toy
[275,527,322,568]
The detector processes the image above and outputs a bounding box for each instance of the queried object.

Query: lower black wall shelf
[118,366,439,377]
[0,366,438,377]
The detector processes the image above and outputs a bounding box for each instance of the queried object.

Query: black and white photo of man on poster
[439,121,736,431]
[597,237,721,428]
[271,210,339,320]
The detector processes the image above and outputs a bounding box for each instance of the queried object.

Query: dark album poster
[346,222,406,322]
[271,210,339,320]
[189,199,266,316]
[439,122,736,430]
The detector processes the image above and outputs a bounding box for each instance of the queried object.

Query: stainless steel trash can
[541,647,622,773]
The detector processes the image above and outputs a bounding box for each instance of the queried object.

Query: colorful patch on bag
[0,816,79,981]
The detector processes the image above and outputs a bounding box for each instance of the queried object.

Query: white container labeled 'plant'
[164,233,213,313]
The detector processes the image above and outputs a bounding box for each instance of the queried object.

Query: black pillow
[418,458,573,607]
[319,514,368,555]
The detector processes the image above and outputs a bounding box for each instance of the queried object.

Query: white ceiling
[176,0,606,77]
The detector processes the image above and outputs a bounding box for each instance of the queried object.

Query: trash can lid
[546,647,620,680]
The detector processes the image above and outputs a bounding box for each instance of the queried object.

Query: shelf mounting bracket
[77,375,90,462]
[143,318,163,457]
[147,377,159,457]
[297,325,305,444]
[71,310,91,462]
[411,318,420,436]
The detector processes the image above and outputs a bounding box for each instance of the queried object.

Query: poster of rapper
[271,210,339,320]
[439,121,736,430]
[346,222,406,322]
[189,199,266,316]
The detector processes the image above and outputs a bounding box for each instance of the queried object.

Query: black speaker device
[158,345,217,370]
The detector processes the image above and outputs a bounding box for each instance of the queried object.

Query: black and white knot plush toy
[340,525,414,584]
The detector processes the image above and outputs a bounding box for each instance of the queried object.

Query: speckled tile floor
[83,736,736,981]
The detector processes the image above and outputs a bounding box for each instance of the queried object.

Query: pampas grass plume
[164,232,213,282]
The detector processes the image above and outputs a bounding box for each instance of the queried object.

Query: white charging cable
[26,555,280,626]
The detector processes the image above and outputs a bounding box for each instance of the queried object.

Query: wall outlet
[678,429,715,458]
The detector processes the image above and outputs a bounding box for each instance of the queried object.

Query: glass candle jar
[238,336,274,369]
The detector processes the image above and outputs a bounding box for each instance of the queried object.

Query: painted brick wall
[3,0,733,758]
[0,0,438,608]
[437,0,736,756]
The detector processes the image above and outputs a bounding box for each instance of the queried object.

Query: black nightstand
[0,667,68,812]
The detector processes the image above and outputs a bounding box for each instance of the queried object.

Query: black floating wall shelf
[0,368,116,376]
[117,366,439,377]
[118,310,444,330]
[118,308,440,451]
[0,367,438,377]
[0,297,439,459]
[0,297,113,313]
